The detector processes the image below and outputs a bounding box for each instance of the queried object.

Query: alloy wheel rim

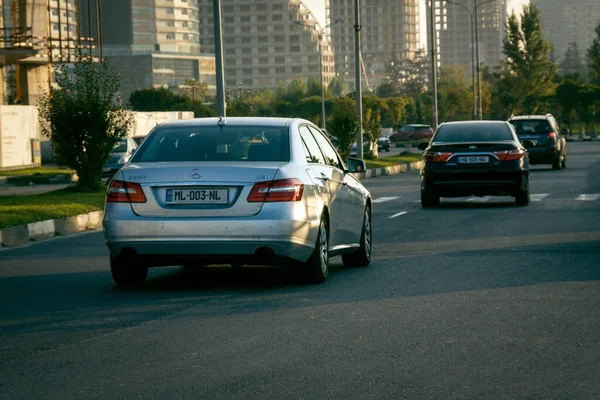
[319,223,328,275]
[364,211,371,258]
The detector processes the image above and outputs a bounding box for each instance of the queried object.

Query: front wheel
[110,256,148,287]
[342,206,372,267]
[299,218,329,284]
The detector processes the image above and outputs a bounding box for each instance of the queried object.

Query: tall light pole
[354,0,363,159]
[294,18,343,131]
[429,0,439,130]
[213,0,226,118]
[445,0,496,120]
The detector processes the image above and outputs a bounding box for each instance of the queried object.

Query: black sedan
[417,121,534,207]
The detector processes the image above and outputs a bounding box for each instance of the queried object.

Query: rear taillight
[493,149,526,161]
[106,180,147,203]
[548,132,556,138]
[423,151,453,162]
[247,178,304,202]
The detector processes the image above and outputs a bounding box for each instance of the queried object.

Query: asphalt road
[1,142,599,400]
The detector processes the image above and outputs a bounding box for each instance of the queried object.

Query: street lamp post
[295,18,343,131]
[444,0,496,120]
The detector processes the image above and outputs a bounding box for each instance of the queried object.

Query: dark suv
[508,114,567,170]
[418,121,534,207]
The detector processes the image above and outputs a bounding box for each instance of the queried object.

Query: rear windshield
[131,125,290,162]
[433,123,513,142]
[112,140,128,153]
[510,120,552,134]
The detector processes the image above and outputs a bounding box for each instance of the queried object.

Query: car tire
[300,217,329,284]
[515,177,530,206]
[110,256,148,286]
[342,206,372,268]
[421,186,440,208]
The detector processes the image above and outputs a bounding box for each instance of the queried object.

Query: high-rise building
[198,0,335,92]
[428,0,508,74]
[533,0,600,63]
[328,0,423,90]
[98,0,216,100]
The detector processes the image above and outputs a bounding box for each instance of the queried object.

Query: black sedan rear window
[510,120,552,134]
[131,125,290,162]
[433,123,513,142]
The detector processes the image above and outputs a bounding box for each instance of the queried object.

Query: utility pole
[474,0,483,120]
[213,0,226,118]
[429,0,439,129]
[354,0,363,159]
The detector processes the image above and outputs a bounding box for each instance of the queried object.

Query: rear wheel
[515,177,530,206]
[300,218,329,284]
[342,206,372,267]
[110,256,148,287]
[552,154,561,170]
[421,185,440,208]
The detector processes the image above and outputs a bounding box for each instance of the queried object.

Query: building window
[167,21,175,27]
[166,8,174,14]
[166,33,175,40]
[182,8,188,15]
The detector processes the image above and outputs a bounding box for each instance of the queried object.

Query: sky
[301,0,531,31]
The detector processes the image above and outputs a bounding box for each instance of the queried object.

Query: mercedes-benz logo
[191,169,202,179]
[469,145,477,150]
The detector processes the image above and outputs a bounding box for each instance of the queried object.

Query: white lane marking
[413,200,421,203]
[373,196,401,203]
[531,193,550,202]
[466,196,492,202]
[576,194,600,201]
[389,211,408,219]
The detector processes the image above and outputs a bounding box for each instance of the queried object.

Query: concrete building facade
[533,0,600,63]
[198,0,335,92]
[99,0,216,100]
[328,0,423,91]
[427,0,509,75]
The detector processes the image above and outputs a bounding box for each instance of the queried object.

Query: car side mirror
[347,157,367,173]
[417,142,429,151]
[521,140,535,149]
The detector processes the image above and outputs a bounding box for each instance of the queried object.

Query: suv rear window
[510,120,552,134]
[131,125,290,162]
[434,123,513,142]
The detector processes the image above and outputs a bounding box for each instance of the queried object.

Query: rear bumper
[527,148,559,164]
[103,204,320,265]
[422,168,527,197]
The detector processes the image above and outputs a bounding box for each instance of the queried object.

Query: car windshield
[131,125,290,162]
[112,140,128,153]
[433,123,513,142]
[510,120,552,134]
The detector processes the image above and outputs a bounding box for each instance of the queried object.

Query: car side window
[299,125,326,165]
[308,126,343,170]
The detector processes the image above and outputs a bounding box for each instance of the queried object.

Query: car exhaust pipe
[254,247,275,258]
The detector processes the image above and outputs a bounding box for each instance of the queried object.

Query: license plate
[458,156,489,164]
[102,167,111,172]
[166,188,228,205]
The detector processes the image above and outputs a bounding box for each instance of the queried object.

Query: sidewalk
[0,183,71,196]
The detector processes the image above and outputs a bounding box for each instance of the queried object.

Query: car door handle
[316,175,330,182]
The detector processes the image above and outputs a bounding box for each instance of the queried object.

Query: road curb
[353,160,423,180]
[0,211,104,248]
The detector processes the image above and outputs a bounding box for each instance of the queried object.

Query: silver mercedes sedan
[103,117,373,286]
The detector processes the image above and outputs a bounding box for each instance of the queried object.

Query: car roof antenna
[217,115,226,130]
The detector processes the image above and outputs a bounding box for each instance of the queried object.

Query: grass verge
[0,187,105,229]
[366,152,423,169]
[0,167,74,176]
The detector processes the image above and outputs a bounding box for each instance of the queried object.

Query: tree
[560,41,586,80]
[328,75,346,97]
[437,65,472,121]
[38,57,133,190]
[328,97,357,159]
[129,87,214,117]
[363,108,381,158]
[555,80,583,132]
[501,5,558,115]
[588,22,600,86]
[306,77,322,97]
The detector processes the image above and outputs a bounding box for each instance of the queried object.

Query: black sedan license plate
[458,156,489,164]
[166,188,228,205]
